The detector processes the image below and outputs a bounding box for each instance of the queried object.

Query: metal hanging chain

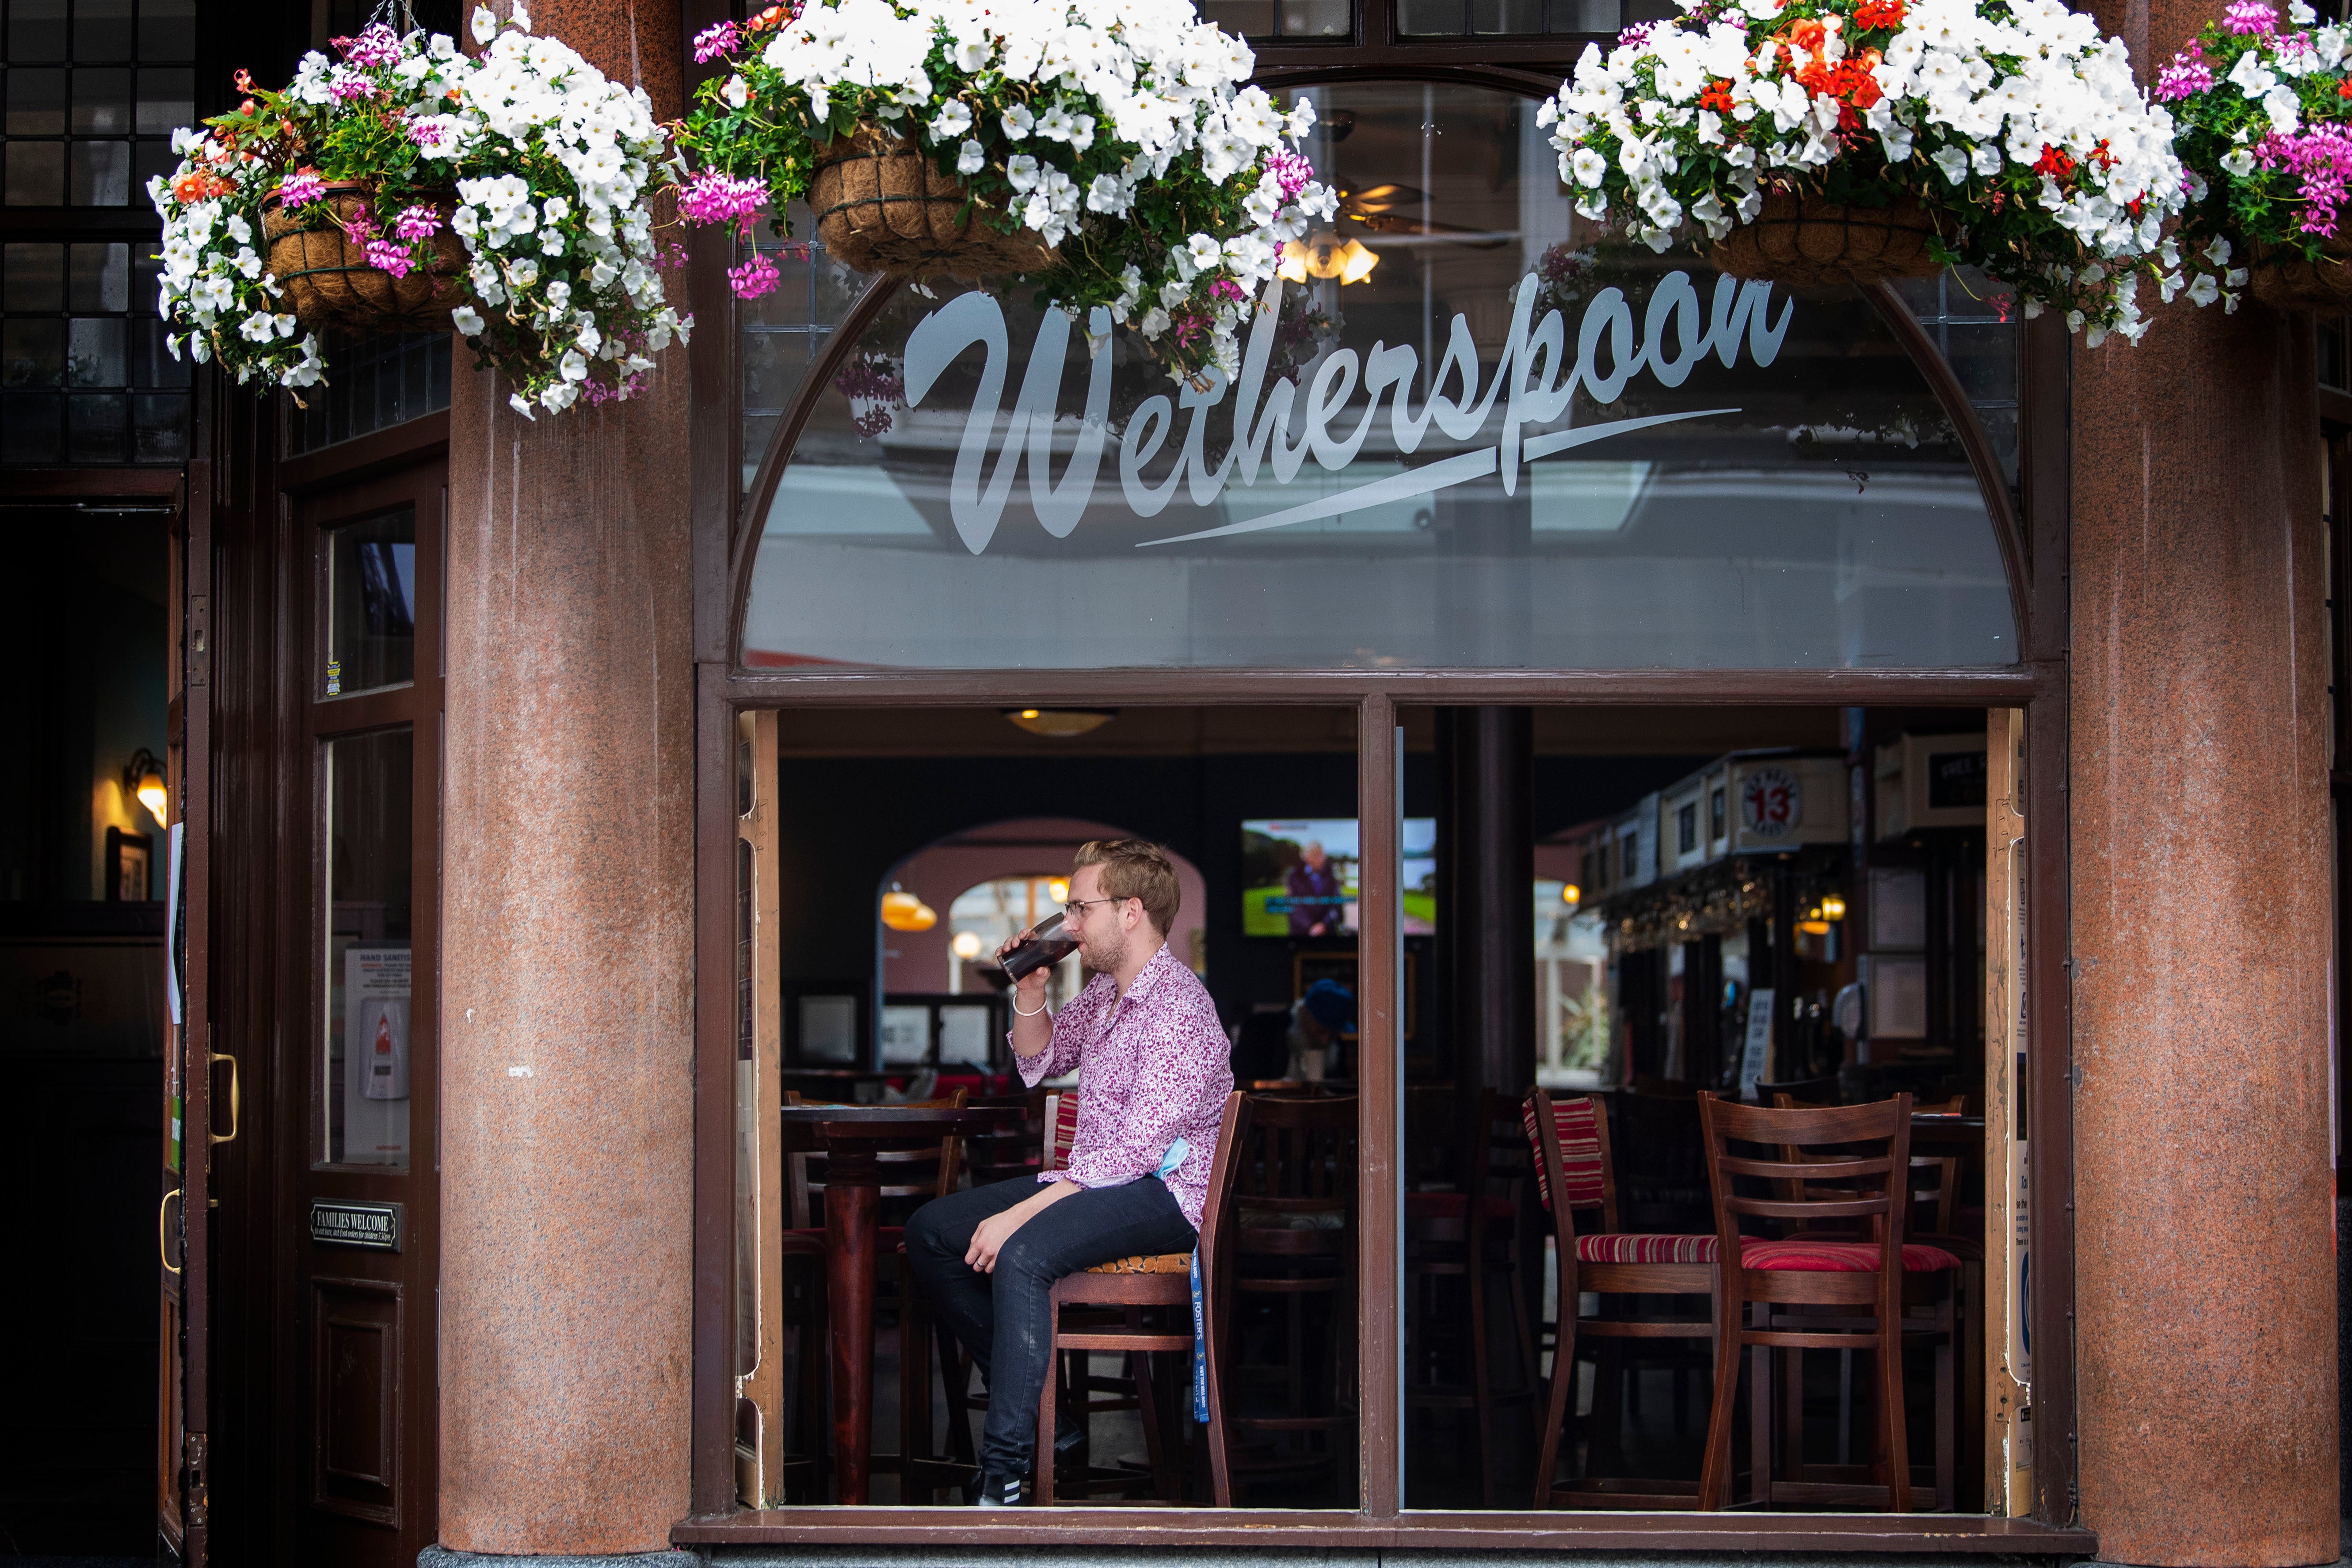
[366,0,419,34]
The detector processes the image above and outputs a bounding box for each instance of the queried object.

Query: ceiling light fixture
[1276,233,1379,284]
[1003,707,1117,738]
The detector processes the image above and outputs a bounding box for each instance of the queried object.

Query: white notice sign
[1739,988,1775,1101]
[343,945,411,1165]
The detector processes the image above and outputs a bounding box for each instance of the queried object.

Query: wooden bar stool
[1694,1091,1960,1513]
[1228,1092,1357,1502]
[1403,1087,1540,1508]
[1033,1091,1254,1507]
[1525,1089,1721,1509]
[784,1091,968,1503]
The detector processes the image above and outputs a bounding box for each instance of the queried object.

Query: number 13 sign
[1742,766,1802,840]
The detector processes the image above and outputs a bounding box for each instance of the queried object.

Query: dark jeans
[904,1175,1197,1477]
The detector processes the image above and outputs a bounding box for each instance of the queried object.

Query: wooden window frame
[679,3,2085,1543]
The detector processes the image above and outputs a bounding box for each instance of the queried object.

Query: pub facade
[0,0,2333,1561]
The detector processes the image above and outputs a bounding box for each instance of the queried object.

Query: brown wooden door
[284,454,445,1568]
[160,469,212,1566]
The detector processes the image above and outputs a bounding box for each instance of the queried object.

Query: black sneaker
[975,1470,1025,1509]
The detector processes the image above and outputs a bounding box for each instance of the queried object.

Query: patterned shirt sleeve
[1013,989,1088,1087]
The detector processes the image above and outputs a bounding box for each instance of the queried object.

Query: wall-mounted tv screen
[1243,818,1437,937]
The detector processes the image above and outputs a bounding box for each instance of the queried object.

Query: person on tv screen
[904,838,1232,1509]
[1284,839,1346,936]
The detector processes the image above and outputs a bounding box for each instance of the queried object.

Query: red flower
[1854,0,1906,27]
[1700,76,1738,113]
[2033,143,2076,179]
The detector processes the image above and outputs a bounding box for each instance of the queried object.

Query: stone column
[436,0,696,1554]
[2069,1,2338,1553]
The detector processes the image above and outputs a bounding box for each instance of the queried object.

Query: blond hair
[1072,839,1180,935]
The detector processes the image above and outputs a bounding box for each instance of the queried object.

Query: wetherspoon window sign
[743,83,2016,672]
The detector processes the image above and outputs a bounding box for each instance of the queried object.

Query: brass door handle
[208,1051,239,1145]
[160,1189,182,1275]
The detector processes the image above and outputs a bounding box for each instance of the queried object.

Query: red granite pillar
[2070,3,2337,1557]
[436,0,695,1553]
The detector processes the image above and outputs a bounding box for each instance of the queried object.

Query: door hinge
[183,1431,209,1527]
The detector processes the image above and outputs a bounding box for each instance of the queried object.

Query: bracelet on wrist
[1013,993,1051,1018]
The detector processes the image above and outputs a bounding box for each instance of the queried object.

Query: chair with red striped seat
[1695,1091,1960,1513]
[1525,1088,1723,1509]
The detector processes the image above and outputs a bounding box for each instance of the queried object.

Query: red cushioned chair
[1695,1091,1959,1513]
[1525,1088,1723,1509]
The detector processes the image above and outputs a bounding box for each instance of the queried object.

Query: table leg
[827,1166,879,1504]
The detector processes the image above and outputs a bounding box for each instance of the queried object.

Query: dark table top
[777,1103,991,1157]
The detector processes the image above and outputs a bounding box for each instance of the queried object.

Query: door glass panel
[323,728,413,1167]
[743,82,2018,671]
[326,508,418,695]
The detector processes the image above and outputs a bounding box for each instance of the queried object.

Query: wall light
[950,931,985,960]
[880,887,938,932]
[1820,893,1847,921]
[125,748,168,829]
[1048,879,1070,905]
[1561,883,1581,907]
[1003,707,1117,738]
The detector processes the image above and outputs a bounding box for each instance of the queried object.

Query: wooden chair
[1694,1092,1960,1513]
[784,1091,968,1504]
[1525,1089,1721,1509]
[1228,1092,1357,1502]
[1768,1089,1976,1501]
[1033,1090,1255,1507]
[1403,1087,1541,1508]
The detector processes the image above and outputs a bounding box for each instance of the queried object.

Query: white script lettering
[899,271,1791,554]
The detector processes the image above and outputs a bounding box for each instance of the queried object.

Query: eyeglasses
[1062,897,1123,920]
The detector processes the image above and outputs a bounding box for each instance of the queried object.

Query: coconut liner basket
[261,182,467,336]
[808,127,1055,279]
[2245,234,2352,312]
[1708,189,1946,288]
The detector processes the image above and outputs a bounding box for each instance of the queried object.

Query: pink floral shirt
[1017,943,1233,1229]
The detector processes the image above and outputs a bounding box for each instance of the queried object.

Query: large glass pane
[326,507,419,694]
[322,729,415,1167]
[744,83,2017,671]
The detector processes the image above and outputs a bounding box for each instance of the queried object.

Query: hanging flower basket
[2157,0,2352,315]
[152,8,689,416]
[674,0,1337,382]
[1544,0,2192,345]
[805,126,1053,278]
[1705,189,1943,286]
[259,181,466,334]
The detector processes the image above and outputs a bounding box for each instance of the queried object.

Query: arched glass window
[740,82,2019,671]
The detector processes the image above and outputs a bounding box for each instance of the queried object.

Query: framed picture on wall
[1292,950,1418,1040]
[106,826,153,902]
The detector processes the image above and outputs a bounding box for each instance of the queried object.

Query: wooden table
[777,1103,987,1505]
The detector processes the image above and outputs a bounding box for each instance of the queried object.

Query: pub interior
[737,701,1994,1512]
